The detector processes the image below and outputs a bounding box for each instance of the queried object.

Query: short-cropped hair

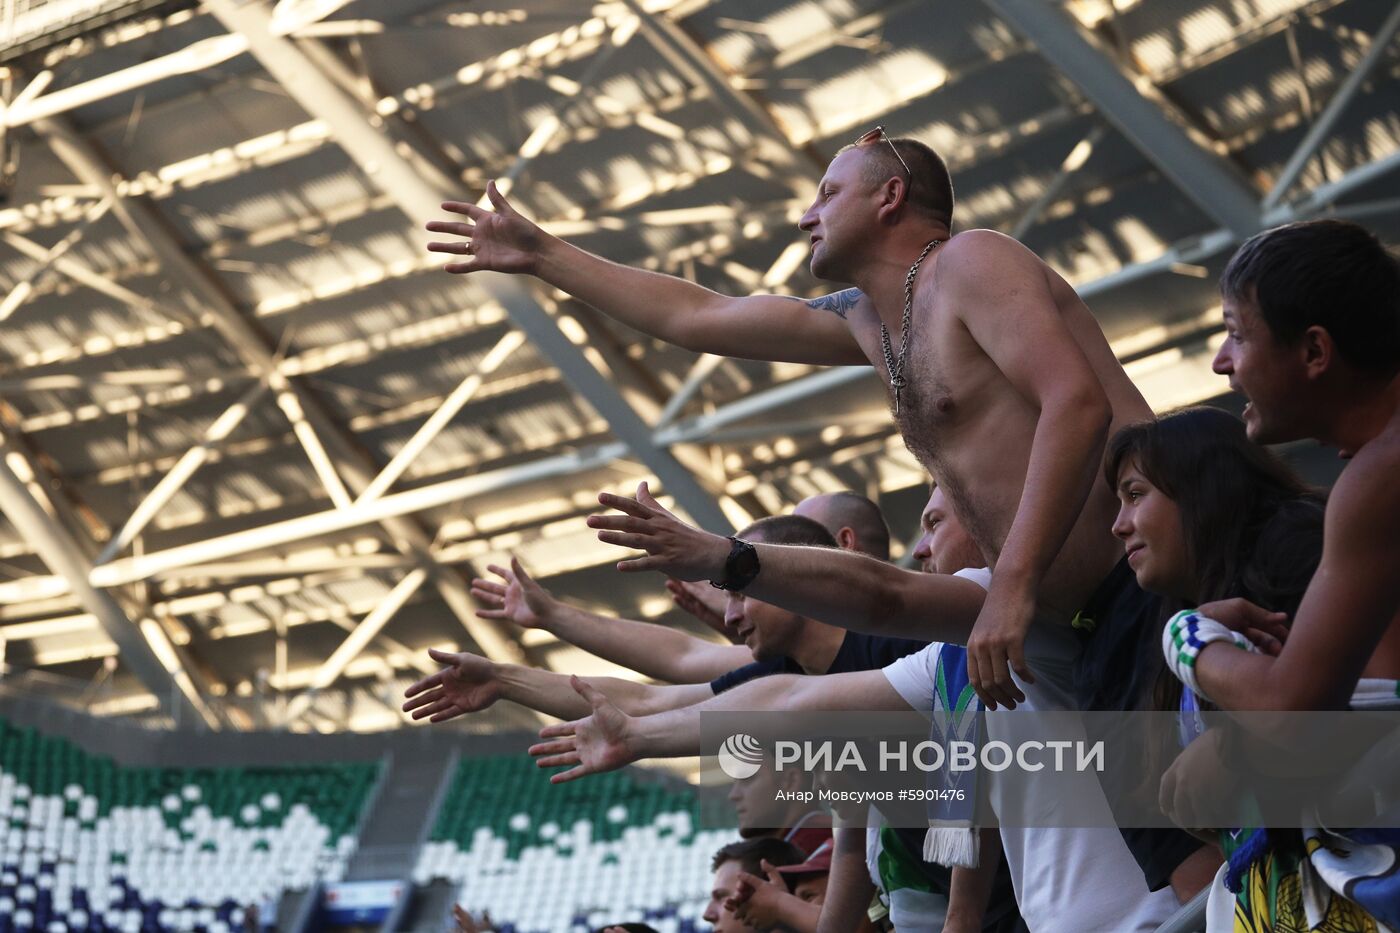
[738,514,837,548]
[711,837,806,875]
[1220,219,1400,376]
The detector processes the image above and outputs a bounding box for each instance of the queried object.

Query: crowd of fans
[410,128,1400,932]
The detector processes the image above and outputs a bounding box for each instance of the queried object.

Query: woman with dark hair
[1103,407,1400,930]
[1105,405,1322,625]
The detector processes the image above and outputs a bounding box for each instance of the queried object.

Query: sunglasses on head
[854,125,912,181]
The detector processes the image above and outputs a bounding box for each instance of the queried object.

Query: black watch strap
[710,536,760,591]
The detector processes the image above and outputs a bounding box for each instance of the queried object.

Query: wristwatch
[710,536,760,591]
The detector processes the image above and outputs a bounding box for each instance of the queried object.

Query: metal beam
[0,435,208,727]
[1263,0,1400,209]
[1010,124,1106,240]
[84,443,626,589]
[207,0,732,532]
[0,197,112,321]
[97,381,269,564]
[0,361,881,604]
[980,0,1262,239]
[282,565,429,723]
[31,116,522,669]
[355,330,524,504]
[622,0,827,181]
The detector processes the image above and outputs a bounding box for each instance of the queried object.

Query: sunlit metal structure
[0,0,1395,730]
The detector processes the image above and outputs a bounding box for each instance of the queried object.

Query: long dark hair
[1105,406,1323,609]
[1103,406,1325,709]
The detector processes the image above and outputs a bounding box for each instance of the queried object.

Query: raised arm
[817,826,880,933]
[587,484,986,642]
[472,557,750,683]
[426,182,868,365]
[401,648,713,722]
[944,232,1114,709]
[1191,455,1400,710]
[528,667,908,782]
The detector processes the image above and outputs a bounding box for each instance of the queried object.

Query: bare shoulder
[1326,425,1400,542]
[936,228,1041,271]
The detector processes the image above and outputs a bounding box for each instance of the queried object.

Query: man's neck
[850,226,951,329]
[790,621,848,675]
[1321,376,1400,456]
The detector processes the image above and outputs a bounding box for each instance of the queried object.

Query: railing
[1153,886,1210,933]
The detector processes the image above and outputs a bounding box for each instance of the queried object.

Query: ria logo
[717,733,764,780]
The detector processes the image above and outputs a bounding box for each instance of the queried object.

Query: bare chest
[851,300,995,470]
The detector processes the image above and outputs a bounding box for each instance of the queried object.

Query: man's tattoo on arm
[780,288,863,319]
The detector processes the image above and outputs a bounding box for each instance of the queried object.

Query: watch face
[729,539,760,588]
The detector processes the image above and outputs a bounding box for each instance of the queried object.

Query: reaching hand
[586,481,731,580]
[965,582,1036,710]
[1194,597,1289,656]
[402,649,502,722]
[726,861,796,930]
[666,578,733,640]
[528,676,636,783]
[426,181,545,275]
[451,906,497,933]
[470,556,555,629]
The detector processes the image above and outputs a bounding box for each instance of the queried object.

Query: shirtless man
[426,131,1151,707]
[1184,219,1400,710]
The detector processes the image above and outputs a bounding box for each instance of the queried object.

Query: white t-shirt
[881,568,1180,933]
[865,808,948,932]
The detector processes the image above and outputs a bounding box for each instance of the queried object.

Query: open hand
[726,861,796,930]
[426,181,544,275]
[965,582,1035,710]
[451,906,496,933]
[528,676,636,783]
[666,578,733,639]
[587,482,730,580]
[402,649,501,722]
[470,556,554,629]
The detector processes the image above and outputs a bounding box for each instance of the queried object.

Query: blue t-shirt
[709,631,929,693]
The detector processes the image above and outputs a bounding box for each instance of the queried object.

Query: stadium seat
[415,755,734,933]
[0,718,378,933]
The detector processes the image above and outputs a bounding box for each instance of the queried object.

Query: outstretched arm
[401,648,713,722]
[944,232,1114,710]
[427,182,868,365]
[529,668,908,782]
[587,484,986,642]
[472,557,750,683]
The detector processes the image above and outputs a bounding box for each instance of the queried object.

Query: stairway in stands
[345,750,456,883]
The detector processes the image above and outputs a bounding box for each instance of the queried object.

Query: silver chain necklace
[881,238,942,415]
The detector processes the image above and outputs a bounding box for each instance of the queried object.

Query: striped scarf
[923,644,983,868]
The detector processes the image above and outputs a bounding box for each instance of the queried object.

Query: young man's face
[1213,296,1309,444]
[726,765,803,837]
[702,861,760,933]
[913,487,983,575]
[798,148,883,283]
[724,592,804,662]
[792,873,829,904]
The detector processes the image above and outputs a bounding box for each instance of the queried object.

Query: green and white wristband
[1162,609,1258,701]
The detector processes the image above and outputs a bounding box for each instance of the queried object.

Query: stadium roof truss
[0,0,1394,730]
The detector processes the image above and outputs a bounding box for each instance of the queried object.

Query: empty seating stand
[0,718,378,933]
[415,755,738,933]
